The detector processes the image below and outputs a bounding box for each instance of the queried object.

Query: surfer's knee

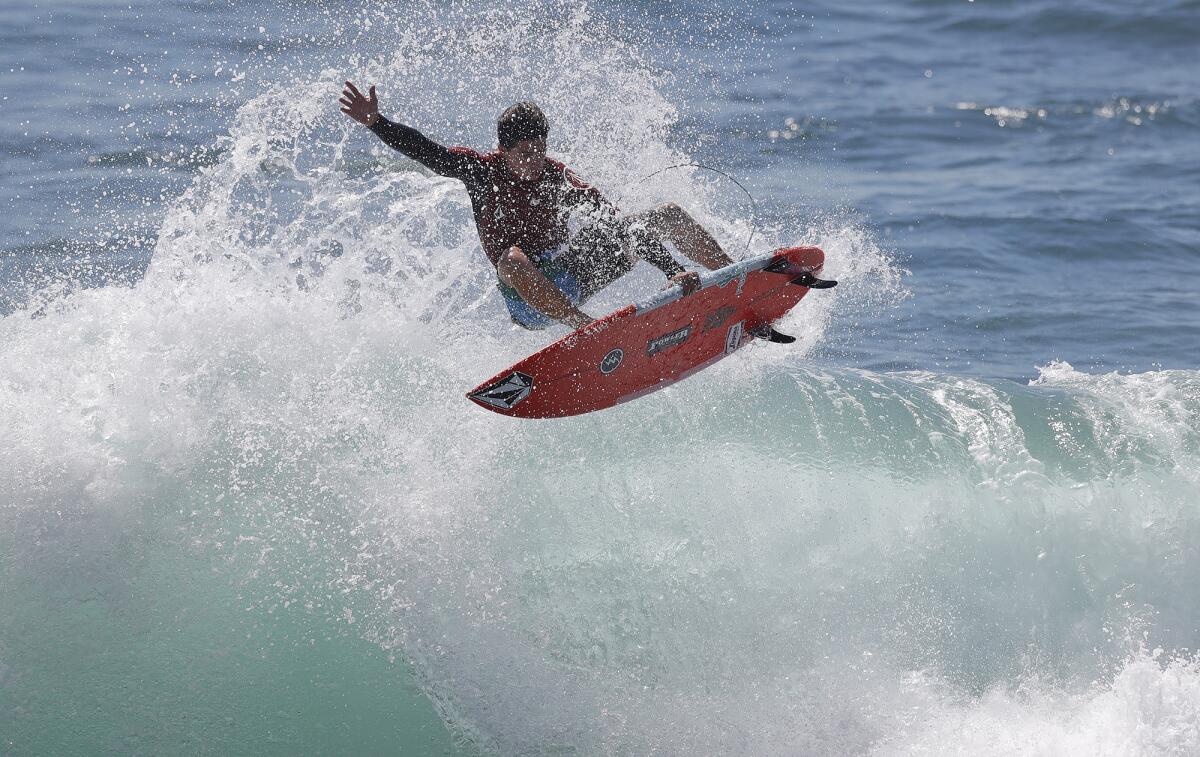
[501,245,528,261]
[659,202,691,224]
[496,246,530,286]
[643,202,692,233]
[659,201,685,218]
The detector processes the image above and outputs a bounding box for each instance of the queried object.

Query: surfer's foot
[665,271,701,295]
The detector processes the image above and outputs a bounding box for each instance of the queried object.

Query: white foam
[882,651,1200,756]
[8,2,1199,754]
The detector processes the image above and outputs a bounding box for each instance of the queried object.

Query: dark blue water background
[4,0,1197,378]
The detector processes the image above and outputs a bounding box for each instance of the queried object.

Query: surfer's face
[500,138,546,181]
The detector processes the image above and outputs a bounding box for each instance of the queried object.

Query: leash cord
[624,162,759,258]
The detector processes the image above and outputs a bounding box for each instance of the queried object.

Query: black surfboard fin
[763,258,797,274]
[751,326,796,344]
[790,272,838,289]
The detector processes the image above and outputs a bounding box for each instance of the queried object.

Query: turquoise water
[1,509,456,754]
[3,0,1199,754]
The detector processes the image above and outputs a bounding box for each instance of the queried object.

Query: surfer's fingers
[338,97,354,108]
[344,80,363,98]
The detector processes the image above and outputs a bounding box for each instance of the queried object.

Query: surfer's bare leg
[639,203,734,270]
[496,246,593,330]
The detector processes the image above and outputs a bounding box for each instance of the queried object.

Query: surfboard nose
[467,371,534,411]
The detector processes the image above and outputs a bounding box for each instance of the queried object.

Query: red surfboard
[467,246,834,418]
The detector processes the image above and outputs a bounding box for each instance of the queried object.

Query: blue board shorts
[497,227,636,330]
[498,253,583,330]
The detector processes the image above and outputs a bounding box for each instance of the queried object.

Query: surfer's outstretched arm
[338,81,476,179]
[339,80,381,127]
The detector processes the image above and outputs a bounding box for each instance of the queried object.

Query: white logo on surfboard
[724,321,745,354]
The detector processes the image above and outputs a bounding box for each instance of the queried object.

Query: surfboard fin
[789,272,838,289]
[763,259,837,288]
[764,258,799,274]
[751,326,796,344]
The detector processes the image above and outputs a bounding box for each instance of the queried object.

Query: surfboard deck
[467,246,831,418]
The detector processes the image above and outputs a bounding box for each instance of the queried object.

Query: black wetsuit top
[368,116,683,280]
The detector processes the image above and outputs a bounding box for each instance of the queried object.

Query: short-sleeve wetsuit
[368,116,683,327]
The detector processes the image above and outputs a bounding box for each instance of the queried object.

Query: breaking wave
[3,1,1198,753]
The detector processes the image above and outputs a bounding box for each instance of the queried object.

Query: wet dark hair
[497,101,549,148]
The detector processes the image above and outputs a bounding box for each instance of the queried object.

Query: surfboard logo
[724,321,745,354]
[468,371,533,409]
[646,325,692,356]
[600,348,624,374]
[703,306,736,332]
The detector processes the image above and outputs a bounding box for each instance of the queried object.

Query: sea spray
[4,0,1198,754]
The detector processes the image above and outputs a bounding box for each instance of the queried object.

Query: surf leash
[624,162,760,260]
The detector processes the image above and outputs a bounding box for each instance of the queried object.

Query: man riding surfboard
[338,81,734,330]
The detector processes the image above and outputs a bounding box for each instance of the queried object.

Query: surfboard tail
[763,250,837,289]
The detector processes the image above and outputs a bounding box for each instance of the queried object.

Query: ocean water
[2,0,1199,754]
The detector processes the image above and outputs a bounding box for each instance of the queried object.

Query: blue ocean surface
[2,1,1198,754]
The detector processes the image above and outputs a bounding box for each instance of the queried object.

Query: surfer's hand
[339,81,380,127]
[667,271,701,295]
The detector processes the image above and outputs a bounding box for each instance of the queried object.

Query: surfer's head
[498,101,548,181]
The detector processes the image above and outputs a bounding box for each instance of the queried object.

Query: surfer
[338,81,734,330]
